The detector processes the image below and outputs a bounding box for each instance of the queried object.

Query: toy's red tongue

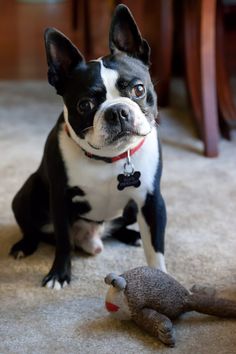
[105,301,120,312]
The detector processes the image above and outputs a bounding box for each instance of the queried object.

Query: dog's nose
[104,104,133,127]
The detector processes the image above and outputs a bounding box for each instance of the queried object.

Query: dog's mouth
[108,129,147,143]
[88,129,150,150]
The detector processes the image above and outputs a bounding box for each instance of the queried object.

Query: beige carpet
[0,80,236,354]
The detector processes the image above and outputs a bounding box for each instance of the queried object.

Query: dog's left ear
[109,4,150,66]
[44,28,85,95]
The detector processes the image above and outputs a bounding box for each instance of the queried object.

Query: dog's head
[44,5,157,157]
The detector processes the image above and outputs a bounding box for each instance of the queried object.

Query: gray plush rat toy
[104,266,236,347]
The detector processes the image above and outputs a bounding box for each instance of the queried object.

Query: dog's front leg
[42,189,71,289]
[137,192,167,272]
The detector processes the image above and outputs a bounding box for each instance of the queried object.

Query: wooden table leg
[216,0,236,139]
[184,0,219,157]
[201,0,219,156]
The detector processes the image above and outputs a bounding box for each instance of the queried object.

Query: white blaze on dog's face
[45,6,158,157]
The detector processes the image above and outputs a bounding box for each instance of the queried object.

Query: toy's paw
[190,284,216,297]
[158,321,175,347]
[10,239,38,259]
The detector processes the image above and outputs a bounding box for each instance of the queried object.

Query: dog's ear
[109,5,150,66]
[44,28,84,95]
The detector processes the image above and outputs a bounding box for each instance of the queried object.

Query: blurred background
[0,0,236,156]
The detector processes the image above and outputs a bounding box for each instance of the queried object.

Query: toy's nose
[105,301,120,312]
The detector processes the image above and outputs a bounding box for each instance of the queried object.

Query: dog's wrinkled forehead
[99,54,150,100]
[63,53,150,104]
[102,54,149,82]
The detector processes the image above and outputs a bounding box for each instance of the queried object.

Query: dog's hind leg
[111,200,141,246]
[10,172,49,258]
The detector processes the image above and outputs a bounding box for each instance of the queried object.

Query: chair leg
[216,0,236,139]
[200,0,219,157]
[184,0,219,157]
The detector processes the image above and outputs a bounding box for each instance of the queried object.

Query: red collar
[64,124,145,163]
[84,138,145,163]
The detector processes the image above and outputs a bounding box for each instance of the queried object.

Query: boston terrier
[10,5,167,289]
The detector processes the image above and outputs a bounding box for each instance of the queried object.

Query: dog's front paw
[42,271,71,290]
[42,260,71,290]
[10,238,38,259]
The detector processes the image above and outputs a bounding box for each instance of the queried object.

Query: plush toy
[104,266,236,347]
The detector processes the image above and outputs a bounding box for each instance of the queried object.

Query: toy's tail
[186,294,236,318]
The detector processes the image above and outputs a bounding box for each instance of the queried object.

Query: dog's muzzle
[104,103,134,132]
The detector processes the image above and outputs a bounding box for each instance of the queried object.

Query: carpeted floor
[0,80,236,354]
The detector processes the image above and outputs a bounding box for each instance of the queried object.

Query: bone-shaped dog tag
[117,171,141,190]
[117,150,141,190]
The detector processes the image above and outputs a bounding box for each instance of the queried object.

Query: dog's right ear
[44,28,84,95]
[109,5,150,66]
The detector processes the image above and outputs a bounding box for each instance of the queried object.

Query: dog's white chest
[59,127,159,221]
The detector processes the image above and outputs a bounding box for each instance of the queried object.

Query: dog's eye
[131,84,145,99]
[77,99,95,114]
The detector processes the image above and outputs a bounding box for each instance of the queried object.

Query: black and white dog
[10,5,167,289]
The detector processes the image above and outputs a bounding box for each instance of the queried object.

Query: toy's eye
[77,99,95,114]
[131,83,145,99]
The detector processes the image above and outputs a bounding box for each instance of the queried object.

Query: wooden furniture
[0,0,74,79]
[183,0,236,156]
[183,0,219,157]
[216,0,236,139]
